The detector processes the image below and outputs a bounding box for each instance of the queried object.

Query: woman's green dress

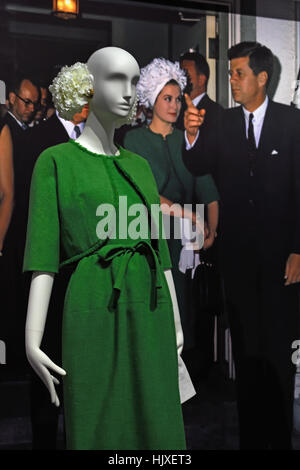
[124,126,219,349]
[23,139,186,450]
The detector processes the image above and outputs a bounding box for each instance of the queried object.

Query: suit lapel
[53,115,70,142]
[5,113,25,139]
[197,94,207,110]
[196,93,210,111]
[257,100,278,154]
[232,106,249,152]
[237,105,247,137]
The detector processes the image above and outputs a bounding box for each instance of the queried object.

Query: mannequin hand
[184,93,205,143]
[26,344,66,407]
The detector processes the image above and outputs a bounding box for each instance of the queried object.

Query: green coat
[23,140,186,450]
[124,126,219,348]
[124,126,219,205]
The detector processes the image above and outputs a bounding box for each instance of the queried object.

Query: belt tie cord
[96,241,163,312]
[60,239,163,313]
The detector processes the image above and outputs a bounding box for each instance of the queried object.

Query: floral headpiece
[136,57,187,109]
[49,62,94,120]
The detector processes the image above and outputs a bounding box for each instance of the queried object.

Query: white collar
[242,96,269,123]
[192,92,206,108]
[56,110,85,136]
[8,111,25,128]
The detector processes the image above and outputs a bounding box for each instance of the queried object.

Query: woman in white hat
[124,57,219,353]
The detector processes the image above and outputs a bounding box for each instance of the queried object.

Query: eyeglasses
[15,94,40,109]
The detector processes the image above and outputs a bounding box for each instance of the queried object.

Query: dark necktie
[248,113,256,176]
[247,113,256,151]
[74,125,81,138]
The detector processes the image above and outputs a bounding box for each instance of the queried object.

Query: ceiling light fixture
[53,0,79,20]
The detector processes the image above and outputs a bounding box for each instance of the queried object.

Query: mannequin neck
[76,112,119,156]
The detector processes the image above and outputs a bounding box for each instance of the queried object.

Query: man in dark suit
[177,49,223,134]
[4,77,40,213]
[1,76,40,371]
[183,42,300,449]
[32,104,88,155]
[3,76,40,247]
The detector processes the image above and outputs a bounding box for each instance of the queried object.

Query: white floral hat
[136,57,187,109]
[49,62,94,120]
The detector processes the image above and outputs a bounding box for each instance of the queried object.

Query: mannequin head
[87,47,140,125]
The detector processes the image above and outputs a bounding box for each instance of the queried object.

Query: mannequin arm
[164,269,196,403]
[26,271,66,407]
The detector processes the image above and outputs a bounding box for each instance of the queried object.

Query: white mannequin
[25,47,195,407]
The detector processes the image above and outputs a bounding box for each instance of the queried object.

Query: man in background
[32,103,88,154]
[1,75,40,371]
[178,49,223,135]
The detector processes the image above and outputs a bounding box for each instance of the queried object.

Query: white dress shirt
[56,111,85,139]
[191,92,206,108]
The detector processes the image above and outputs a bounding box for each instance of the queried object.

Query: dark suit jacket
[0,114,71,368]
[3,112,25,140]
[30,113,70,157]
[183,99,300,267]
[2,113,34,239]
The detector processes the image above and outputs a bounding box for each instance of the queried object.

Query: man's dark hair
[8,73,40,96]
[166,78,180,87]
[179,51,210,88]
[228,41,274,86]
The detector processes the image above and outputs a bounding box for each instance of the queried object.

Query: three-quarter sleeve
[194,174,219,205]
[23,150,60,273]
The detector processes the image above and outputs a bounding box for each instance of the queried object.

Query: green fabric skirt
[62,242,186,450]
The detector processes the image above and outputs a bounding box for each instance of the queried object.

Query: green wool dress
[23,139,186,450]
[124,126,218,207]
[124,126,219,349]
